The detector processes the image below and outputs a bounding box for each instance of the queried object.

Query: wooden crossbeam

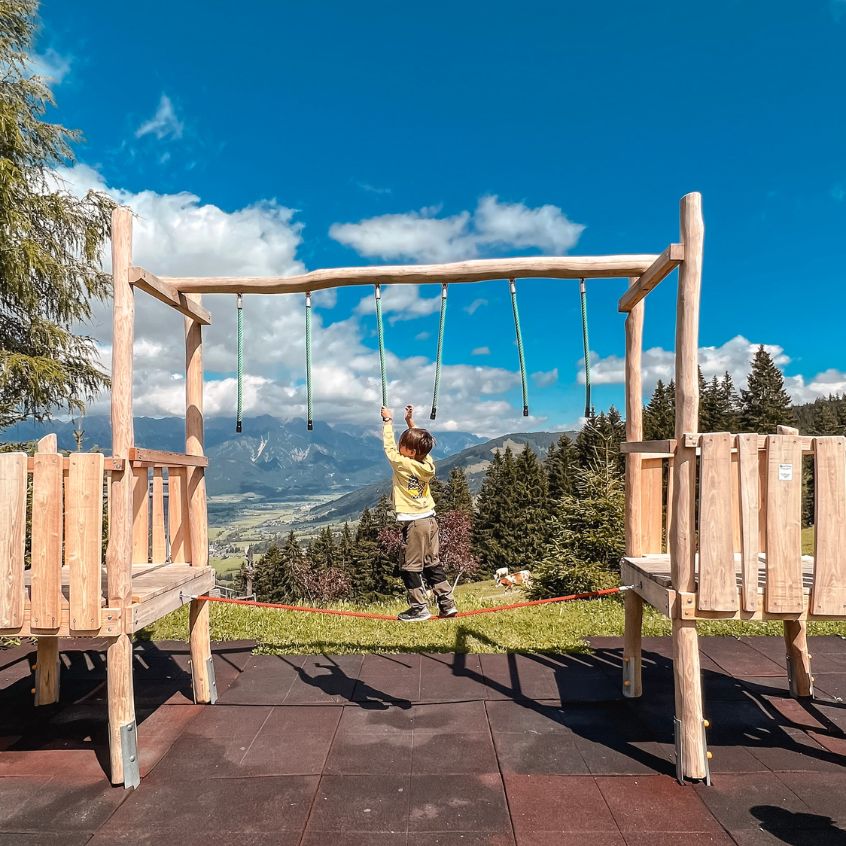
[620,439,677,455]
[26,456,124,472]
[128,448,209,468]
[617,244,684,313]
[162,255,663,295]
[130,266,213,325]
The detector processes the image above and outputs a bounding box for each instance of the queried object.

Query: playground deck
[1,636,845,845]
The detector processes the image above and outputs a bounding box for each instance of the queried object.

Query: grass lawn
[143,580,846,655]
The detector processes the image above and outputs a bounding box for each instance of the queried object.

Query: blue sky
[33,1,846,436]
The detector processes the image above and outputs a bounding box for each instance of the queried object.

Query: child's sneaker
[398,606,432,622]
[438,602,458,618]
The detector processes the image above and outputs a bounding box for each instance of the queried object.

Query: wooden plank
[0,606,122,637]
[0,453,27,629]
[65,454,104,631]
[697,433,738,611]
[765,435,804,613]
[129,266,212,325]
[132,467,150,564]
[165,254,663,295]
[130,566,215,631]
[625,275,644,558]
[620,439,677,455]
[811,436,846,615]
[640,457,664,554]
[683,432,813,452]
[30,452,63,629]
[151,468,166,563]
[758,446,769,554]
[167,467,191,563]
[27,456,123,472]
[617,243,684,313]
[737,433,760,612]
[730,450,741,552]
[620,560,675,617]
[665,455,674,554]
[128,447,208,468]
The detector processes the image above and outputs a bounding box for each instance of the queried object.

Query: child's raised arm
[404,404,415,429]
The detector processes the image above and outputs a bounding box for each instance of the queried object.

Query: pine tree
[252,532,304,602]
[740,346,794,433]
[717,372,741,431]
[337,522,356,575]
[351,508,379,598]
[812,399,841,436]
[529,458,625,597]
[699,371,720,432]
[0,4,115,427]
[472,451,503,569]
[442,467,473,514]
[575,408,625,472]
[545,434,574,502]
[307,526,336,570]
[643,380,676,440]
[512,444,551,567]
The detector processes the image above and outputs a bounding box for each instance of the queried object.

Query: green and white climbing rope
[375,284,388,407]
[579,278,592,418]
[305,291,313,431]
[430,283,448,420]
[235,293,244,433]
[509,279,529,417]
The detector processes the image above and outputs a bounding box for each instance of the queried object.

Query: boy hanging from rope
[381,404,458,621]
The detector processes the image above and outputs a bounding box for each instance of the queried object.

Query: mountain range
[1,415,485,497]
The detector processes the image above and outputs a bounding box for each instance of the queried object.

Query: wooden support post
[776,425,813,698]
[34,434,61,706]
[669,192,708,780]
[623,276,644,698]
[105,207,139,788]
[185,294,214,704]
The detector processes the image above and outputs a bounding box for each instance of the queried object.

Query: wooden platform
[5,563,215,637]
[622,554,824,622]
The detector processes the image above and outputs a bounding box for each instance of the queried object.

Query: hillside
[305,430,574,524]
[1,415,484,497]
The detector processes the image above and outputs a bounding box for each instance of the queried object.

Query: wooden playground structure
[1,192,840,787]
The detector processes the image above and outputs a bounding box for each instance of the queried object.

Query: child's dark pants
[399,516,456,612]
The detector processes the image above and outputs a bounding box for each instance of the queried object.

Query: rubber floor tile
[412,699,488,732]
[575,736,673,776]
[485,700,574,734]
[424,832,516,845]
[516,833,624,846]
[338,702,415,733]
[746,725,845,772]
[504,774,619,833]
[807,729,846,757]
[99,774,318,834]
[0,747,106,779]
[694,772,815,830]
[412,731,499,774]
[596,775,723,833]
[729,827,846,846]
[705,743,771,774]
[479,653,561,701]
[698,639,786,677]
[811,674,846,700]
[137,702,203,777]
[352,673,418,705]
[775,772,846,822]
[493,730,589,775]
[407,773,511,833]
[306,774,410,832]
[88,831,302,846]
[623,834,736,846]
[0,775,128,832]
[301,833,409,846]
[0,834,93,846]
[325,728,413,774]
[360,653,421,673]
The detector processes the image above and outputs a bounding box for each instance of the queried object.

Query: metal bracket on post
[120,721,141,789]
[701,720,712,787]
[190,656,218,705]
[785,651,795,698]
[622,658,638,698]
[673,717,685,785]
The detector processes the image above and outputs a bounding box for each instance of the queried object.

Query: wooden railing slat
[811,436,846,615]
[640,457,664,554]
[698,433,738,611]
[737,433,760,612]
[30,452,63,629]
[765,434,804,613]
[151,468,167,563]
[66,454,104,630]
[0,453,27,629]
[168,467,192,563]
[132,467,150,564]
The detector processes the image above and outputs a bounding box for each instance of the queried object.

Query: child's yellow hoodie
[382,421,436,517]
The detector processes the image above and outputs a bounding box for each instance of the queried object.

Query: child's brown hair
[399,427,435,461]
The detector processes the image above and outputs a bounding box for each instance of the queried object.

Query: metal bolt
[129,756,136,763]
[706,751,713,760]
[703,719,710,728]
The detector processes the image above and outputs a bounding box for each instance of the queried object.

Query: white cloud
[330,195,584,263]
[584,334,844,406]
[135,94,184,141]
[28,48,72,84]
[415,331,431,342]
[472,347,491,356]
[59,166,533,437]
[532,368,558,387]
[355,284,442,323]
[465,298,488,315]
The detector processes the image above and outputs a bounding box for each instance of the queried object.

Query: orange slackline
[188,586,625,622]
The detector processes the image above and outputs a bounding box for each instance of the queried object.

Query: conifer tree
[307,526,336,570]
[740,346,794,433]
[442,466,473,514]
[338,522,356,575]
[252,532,304,602]
[472,451,503,569]
[717,372,741,431]
[812,399,841,436]
[0,3,115,427]
[545,434,574,502]
[575,408,625,472]
[529,458,625,597]
[512,444,551,567]
[643,380,676,440]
